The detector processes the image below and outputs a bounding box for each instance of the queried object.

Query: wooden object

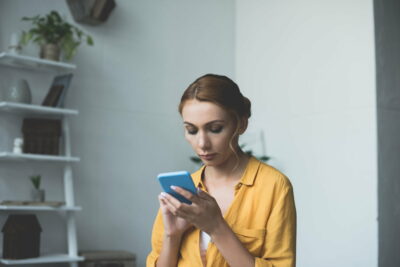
[42,73,73,107]
[78,251,136,267]
[67,0,116,25]
[2,214,42,259]
[22,118,62,155]
[42,84,64,107]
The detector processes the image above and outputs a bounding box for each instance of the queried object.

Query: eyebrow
[184,120,225,127]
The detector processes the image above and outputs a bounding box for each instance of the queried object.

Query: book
[42,84,64,106]
[41,73,73,107]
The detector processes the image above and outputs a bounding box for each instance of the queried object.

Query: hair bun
[242,96,251,118]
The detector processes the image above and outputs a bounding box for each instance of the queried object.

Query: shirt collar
[191,156,261,187]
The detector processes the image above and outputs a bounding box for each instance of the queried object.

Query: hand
[160,186,224,235]
[158,193,193,237]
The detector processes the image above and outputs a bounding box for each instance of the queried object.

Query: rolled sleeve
[146,209,163,267]
[257,183,297,267]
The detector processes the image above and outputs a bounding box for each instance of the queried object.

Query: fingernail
[160,192,168,197]
[170,185,177,190]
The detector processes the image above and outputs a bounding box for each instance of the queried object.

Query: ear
[238,117,248,135]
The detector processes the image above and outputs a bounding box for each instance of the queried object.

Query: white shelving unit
[0,101,79,116]
[0,205,82,211]
[0,151,80,162]
[0,52,76,72]
[0,254,84,265]
[0,53,83,266]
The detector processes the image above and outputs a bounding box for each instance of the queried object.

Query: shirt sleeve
[146,209,164,267]
[255,182,297,267]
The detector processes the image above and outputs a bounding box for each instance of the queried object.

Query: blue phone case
[157,171,197,204]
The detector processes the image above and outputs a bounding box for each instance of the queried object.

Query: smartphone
[157,171,197,204]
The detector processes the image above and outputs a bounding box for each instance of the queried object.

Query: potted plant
[30,175,45,202]
[20,10,94,61]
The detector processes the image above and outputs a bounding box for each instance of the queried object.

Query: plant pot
[31,189,45,202]
[5,79,32,104]
[40,43,61,61]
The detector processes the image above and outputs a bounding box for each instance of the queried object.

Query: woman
[147,74,296,267]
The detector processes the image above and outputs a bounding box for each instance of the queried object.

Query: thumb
[197,187,210,199]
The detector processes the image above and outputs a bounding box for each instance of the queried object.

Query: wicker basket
[22,118,62,155]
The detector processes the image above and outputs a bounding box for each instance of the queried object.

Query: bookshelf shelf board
[0,52,76,72]
[0,254,84,265]
[0,102,78,116]
[0,205,82,211]
[0,152,80,162]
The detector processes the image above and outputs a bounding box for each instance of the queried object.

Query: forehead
[181,99,230,124]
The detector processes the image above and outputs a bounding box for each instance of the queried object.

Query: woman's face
[181,99,239,166]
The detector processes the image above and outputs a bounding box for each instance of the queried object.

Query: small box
[79,250,136,267]
[2,214,42,259]
[22,118,62,155]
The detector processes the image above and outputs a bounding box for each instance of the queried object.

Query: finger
[160,193,180,215]
[170,186,200,204]
[197,187,212,200]
[161,192,193,219]
[161,192,191,215]
[159,194,174,212]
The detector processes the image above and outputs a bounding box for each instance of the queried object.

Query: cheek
[214,133,233,150]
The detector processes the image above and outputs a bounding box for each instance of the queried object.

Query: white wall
[235,1,377,266]
[0,1,235,266]
[0,1,381,266]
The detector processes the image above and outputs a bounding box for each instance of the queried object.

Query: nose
[197,130,211,150]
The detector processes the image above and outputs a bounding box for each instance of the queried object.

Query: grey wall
[0,1,235,266]
[374,0,400,266]
[235,1,377,266]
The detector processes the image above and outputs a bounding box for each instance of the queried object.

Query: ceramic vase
[5,79,32,104]
[31,189,45,202]
[40,43,61,61]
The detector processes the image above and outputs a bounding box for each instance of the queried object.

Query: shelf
[0,205,82,211]
[0,152,80,162]
[0,101,78,116]
[0,52,76,72]
[0,254,84,265]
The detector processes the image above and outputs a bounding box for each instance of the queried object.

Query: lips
[199,153,217,160]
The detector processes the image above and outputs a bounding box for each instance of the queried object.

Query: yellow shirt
[147,156,296,267]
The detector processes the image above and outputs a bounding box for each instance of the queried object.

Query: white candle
[10,32,19,46]
[8,32,21,54]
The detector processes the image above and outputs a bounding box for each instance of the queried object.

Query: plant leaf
[87,36,94,45]
[190,156,202,163]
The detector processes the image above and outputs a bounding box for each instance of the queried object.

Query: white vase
[5,79,32,104]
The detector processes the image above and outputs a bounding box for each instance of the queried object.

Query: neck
[204,150,250,182]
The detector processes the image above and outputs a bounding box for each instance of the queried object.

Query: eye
[185,127,197,135]
[210,126,223,133]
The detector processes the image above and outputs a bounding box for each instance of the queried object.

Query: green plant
[20,10,94,60]
[190,143,271,165]
[30,175,41,190]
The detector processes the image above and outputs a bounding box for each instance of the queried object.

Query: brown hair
[178,74,252,166]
